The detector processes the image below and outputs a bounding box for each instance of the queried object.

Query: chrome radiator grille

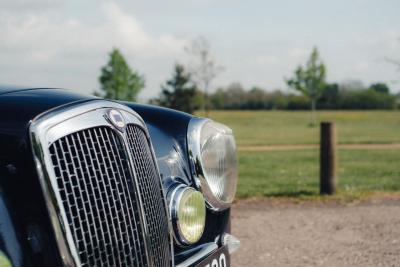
[126,125,171,267]
[30,102,173,267]
[49,126,148,266]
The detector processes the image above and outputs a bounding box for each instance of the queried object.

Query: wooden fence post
[320,122,337,195]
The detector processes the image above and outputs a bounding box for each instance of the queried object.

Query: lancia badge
[108,109,125,129]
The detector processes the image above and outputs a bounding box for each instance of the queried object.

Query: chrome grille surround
[30,100,173,267]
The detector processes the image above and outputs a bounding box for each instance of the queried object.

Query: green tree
[98,48,144,101]
[319,83,339,109]
[369,82,390,94]
[210,88,226,109]
[155,64,201,114]
[246,87,268,109]
[286,47,327,124]
[223,83,246,109]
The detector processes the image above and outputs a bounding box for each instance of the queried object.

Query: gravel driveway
[231,196,400,267]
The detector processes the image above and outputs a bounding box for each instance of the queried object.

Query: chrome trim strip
[175,243,218,267]
[187,118,232,211]
[168,184,187,246]
[30,100,173,267]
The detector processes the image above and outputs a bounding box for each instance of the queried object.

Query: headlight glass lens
[176,188,206,244]
[200,121,238,204]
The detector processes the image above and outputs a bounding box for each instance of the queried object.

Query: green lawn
[237,149,400,198]
[204,110,400,146]
[196,110,400,199]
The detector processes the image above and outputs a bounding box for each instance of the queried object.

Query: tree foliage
[338,89,395,109]
[370,82,390,94]
[286,47,327,111]
[207,82,396,110]
[98,48,144,101]
[151,64,202,114]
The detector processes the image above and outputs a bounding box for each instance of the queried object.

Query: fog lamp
[0,251,12,267]
[170,186,206,245]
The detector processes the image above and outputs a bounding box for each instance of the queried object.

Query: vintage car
[0,86,239,267]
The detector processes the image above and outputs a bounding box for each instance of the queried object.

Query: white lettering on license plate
[204,253,227,267]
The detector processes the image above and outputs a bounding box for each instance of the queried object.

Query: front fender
[121,103,232,260]
[121,102,195,189]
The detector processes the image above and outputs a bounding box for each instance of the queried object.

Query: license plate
[196,246,230,267]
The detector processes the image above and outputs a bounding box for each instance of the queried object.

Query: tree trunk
[201,91,206,114]
[204,91,209,117]
[204,83,210,117]
[310,98,317,126]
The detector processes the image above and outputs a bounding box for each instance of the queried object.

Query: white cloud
[0,0,62,11]
[1,0,399,97]
[0,1,190,98]
[101,2,152,52]
[288,48,310,61]
[1,1,190,58]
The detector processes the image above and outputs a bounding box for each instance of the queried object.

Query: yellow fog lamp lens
[172,187,206,245]
[0,251,12,267]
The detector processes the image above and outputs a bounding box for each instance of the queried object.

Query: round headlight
[170,186,206,245]
[188,119,238,211]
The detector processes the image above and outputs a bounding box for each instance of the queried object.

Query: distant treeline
[96,47,399,113]
[209,82,399,110]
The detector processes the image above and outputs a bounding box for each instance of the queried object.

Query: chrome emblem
[108,109,125,129]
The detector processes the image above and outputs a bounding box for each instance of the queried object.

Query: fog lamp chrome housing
[187,118,238,211]
[170,186,206,245]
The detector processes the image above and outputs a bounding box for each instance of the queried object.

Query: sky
[0,0,399,101]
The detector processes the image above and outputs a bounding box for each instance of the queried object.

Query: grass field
[199,110,400,198]
[237,149,400,198]
[205,110,400,146]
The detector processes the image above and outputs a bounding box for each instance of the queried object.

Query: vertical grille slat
[76,131,112,266]
[64,135,98,266]
[49,126,155,267]
[89,128,124,266]
[71,133,104,266]
[98,127,143,267]
[126,125,171,267]
[81,129,115,266]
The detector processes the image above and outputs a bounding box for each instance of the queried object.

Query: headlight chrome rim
[169,185,206,245]
[187,118,238,211]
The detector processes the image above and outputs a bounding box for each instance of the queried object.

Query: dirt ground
[231,195,400,267]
